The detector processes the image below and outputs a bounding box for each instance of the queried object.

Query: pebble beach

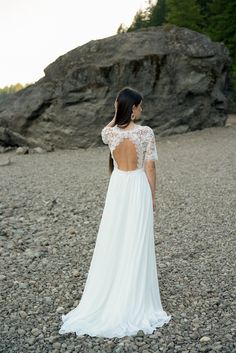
[0,122,235,353]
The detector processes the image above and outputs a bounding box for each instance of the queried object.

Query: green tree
[166,0,203,32]
[127,8,150,32]
[205,0,236,110]
[149,0,167,26]
[117,1,167,33]
[206,0,236,56]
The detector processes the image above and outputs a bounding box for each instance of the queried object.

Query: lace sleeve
[101,126,111,145]
[144,127,158,161]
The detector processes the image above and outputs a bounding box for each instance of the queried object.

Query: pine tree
[166,0,203,32]
[149,0,167,26]
[206,0,236,111]
[206,0,236,56]
[127,8,150,32]
[196,0,213,29]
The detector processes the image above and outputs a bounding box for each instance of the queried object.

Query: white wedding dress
[59,123,171,338]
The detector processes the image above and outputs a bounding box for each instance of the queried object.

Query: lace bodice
[101,124,158,170]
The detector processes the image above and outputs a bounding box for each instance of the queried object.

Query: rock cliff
[0,25,230,149]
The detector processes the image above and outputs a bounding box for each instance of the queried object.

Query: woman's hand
[152,191,157,211]
[152,197,156,211]
[114,100,118,113]
[105,115,116,128]
[105,101,117,128]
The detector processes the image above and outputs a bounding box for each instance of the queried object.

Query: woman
[59,87,171,338]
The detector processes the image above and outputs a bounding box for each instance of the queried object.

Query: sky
[0,0,151,87]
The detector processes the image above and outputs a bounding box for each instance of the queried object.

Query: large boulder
[0,25,231,149]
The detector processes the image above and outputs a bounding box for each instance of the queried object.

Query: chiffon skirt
[59,166,171,338]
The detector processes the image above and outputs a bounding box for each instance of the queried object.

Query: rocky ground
[0,122,235,353]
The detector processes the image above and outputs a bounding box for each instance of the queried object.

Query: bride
[59,87,171,338]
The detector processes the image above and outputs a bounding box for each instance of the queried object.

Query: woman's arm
[143,127,158,210]
[144,160,157,211]
[105,116,116,128]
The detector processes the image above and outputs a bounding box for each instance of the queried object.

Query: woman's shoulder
[140,126,156,143]
[101,125,115,136]
[140,125,154,135]
[101,125,113,131]
[101,125,114,144]
[141,125,153,131]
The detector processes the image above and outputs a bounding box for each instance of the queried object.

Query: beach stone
[200,336,211,343]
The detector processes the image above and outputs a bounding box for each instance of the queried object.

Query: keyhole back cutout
[112,138,138,171]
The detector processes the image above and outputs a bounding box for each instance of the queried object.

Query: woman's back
[101,124,158,171]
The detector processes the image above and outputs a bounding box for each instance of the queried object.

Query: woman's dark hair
[108,87,143,175]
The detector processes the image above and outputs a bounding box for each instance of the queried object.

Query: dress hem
[58,313,171,338]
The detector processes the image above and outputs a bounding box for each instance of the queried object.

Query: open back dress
[59,123,171,338]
